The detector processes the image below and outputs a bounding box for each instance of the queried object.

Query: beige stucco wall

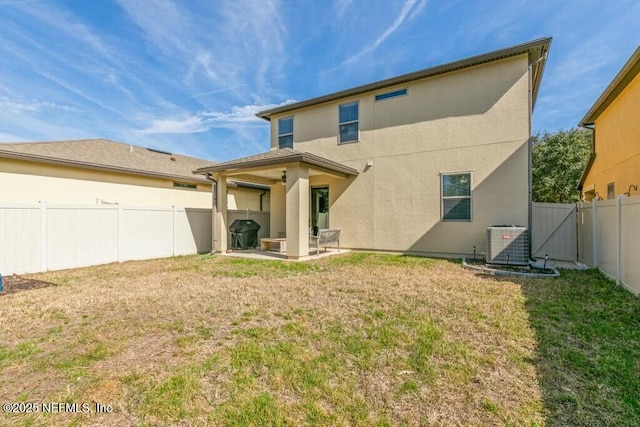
[270,55,532,255]
[228,186,270,211]
[582,72,640,200]
[269,183,286,237]
[0,158,267,210]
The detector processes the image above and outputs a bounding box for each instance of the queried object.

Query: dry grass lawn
[0,252,638,426]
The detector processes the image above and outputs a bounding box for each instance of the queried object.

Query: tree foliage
[531,128,592,203]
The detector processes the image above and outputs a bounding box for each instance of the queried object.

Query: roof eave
[579,46,640,127]
[256,37,552,120]
[577,152,596,191]
[194,152,359,177]
[0,150,209,184]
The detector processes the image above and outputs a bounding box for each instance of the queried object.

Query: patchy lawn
[0,253,638,426]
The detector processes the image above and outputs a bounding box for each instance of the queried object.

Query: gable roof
[257,37,552,120]
[579,46,640,126]
[194,148,359,177]
[0,138,213,183]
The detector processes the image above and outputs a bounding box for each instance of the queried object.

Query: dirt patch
[0,275,57,295]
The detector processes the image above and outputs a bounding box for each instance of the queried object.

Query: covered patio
[194,148,359,260]
[218,247,351,262]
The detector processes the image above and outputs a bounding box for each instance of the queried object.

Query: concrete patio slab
[218,248,349,262]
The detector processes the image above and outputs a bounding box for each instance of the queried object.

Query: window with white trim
[607,182,615,200]
[442,173,472,221]
[278,116,293,149]
[338,101,358,144]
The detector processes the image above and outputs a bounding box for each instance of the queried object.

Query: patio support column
[286,164,309,259]
[270,183,286,238]
[215,173,228,252]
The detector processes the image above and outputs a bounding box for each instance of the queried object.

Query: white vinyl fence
[532,202,577,261]
[578,196,640,295]
[0,202,212,275]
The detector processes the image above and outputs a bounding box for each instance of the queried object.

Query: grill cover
[229,219,261,249]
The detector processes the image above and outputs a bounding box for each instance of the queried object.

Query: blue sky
[0,0,638,161]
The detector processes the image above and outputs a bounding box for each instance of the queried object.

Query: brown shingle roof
[0,138,214,183]
[194,148,359,177]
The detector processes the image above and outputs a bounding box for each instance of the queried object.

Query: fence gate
[531,202,577,261]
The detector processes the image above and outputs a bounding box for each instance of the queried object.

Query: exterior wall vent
[486,225,529,265]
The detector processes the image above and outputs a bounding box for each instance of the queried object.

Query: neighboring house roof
[257,37,552,120]
[0,138,213,183]
[579,46,640,127]
[194,148,359,177]
[577,46,640,190]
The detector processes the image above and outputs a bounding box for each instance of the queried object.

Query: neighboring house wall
[582,73,640,200]
[0,157,270,210]
[0,157,212,208]
[269,55,531,255]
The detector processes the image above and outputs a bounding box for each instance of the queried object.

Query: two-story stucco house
[195,38,552,259]
[578,46,640,201]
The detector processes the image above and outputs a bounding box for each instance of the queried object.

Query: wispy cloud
[338,0,427,67]
[138,115,211,135]
[0,96,78,113]
[334,0,354,20]
[138,101,295,135]
[115,0,192,57]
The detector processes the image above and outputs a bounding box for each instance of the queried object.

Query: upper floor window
[375,88,407,101]
[173,182,197,189]
[339,101,359,144]
[442,173,472,221]
[278,116,293,149]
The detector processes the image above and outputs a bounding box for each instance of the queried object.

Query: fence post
[39,201,48,272]
[172,205,177,257]
[616,195,624,285]
[117,203,123,262]
[592,198,598,268]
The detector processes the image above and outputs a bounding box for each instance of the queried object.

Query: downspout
[527,62,534,260]
[526,52,548,260]
[259,191,268,211]
[205,173,218,254]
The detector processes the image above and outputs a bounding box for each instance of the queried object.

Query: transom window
[339,101,359,144]
[442,173,472,221]
[278,116,293,149]
[173,182,197,189]
[375,88,407,101]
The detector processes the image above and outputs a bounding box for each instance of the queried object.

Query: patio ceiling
[193,148,359,185]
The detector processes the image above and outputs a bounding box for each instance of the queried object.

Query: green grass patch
[0,341,42,368]
[211,258,322,278]
[521,269,640,426]
[125,356,219,423]
[213,392,287,426]
[51,343,111,381]
[398,380,419,395]
[329,252,436,267]
[142,372,201,420]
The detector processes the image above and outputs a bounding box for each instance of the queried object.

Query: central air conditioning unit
[486,225,529,265]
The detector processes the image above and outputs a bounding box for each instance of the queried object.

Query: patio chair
[309,228,341,256]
